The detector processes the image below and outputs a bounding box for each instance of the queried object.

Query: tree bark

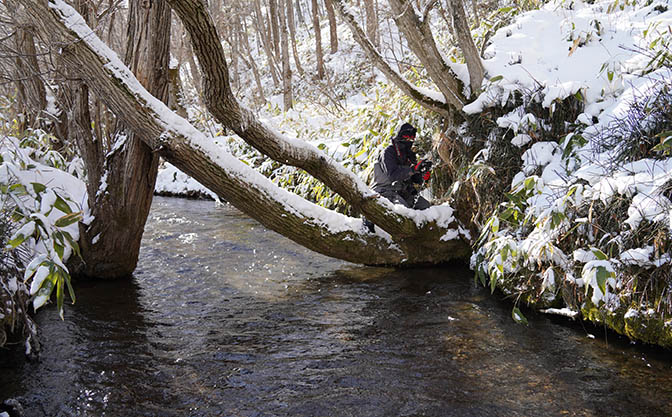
[20,0,471,266]
[269,0,281,56]
[363,0,378,47]
[67,0,171,279]
[10,12,47,129]
[387,0,466,109]
[278,0,293,110]
[310,0,325,79]
[286,0,304,75]
[324,0,338,53]
[332,0,453,117]
[447,0,483,95]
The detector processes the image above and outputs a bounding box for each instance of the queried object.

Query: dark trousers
[379,190,430,210]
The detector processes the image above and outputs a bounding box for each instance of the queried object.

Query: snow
[540,308,579,318]
[619,246,654,267]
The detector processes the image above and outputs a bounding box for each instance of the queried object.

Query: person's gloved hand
[411,172,423,184]
[423,171,431,181]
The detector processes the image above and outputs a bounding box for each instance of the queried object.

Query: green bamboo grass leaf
[53,195,72,214]
[31,182,46,195]
[54,211,82,228]
[512,307,528,325]
[591,248,608,260]
[66,276,76,305]
[62,231,81,259]
[56,271,65,320]
[596,267,610,295]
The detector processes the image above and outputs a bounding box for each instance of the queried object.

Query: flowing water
[1,196,672,417]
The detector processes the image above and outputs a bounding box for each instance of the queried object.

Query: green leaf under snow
[512,307,528,325]
[53,195,73,214]
[54,211,82,228]
[7,233,28,249]
[595,266,610,295]
[31,182,46,195]
[591,248,608,260]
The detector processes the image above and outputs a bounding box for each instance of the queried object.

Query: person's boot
[362,217,375,233]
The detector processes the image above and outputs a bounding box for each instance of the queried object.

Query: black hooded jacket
[371,138,418,193]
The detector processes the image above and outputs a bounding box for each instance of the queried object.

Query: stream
[1,196,672,416]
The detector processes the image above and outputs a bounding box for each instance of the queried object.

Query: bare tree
[269,0,281,56]
[3,1,47,130]
[324,0,338,53]
[286,0,305,75]
[310,0,325,79]
[279,0,293,109]
[446,0,484,95]
[363,0,378,47]
[387,0,466,106]
[253,0,281,87]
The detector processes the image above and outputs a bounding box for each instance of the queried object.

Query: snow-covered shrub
[474,72,672,345]
[1,133,84,320]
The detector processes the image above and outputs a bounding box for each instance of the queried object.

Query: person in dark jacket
[363,123,431,232]
[371,123,431,209]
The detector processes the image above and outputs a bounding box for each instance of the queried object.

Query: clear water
[1,196,671,416]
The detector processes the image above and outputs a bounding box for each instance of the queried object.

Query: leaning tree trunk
[165,0,470,261]
[68,0,171,279]
[21,0,471,266]
[387,0,466,108]
[332,0,453,117]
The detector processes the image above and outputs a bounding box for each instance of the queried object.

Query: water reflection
[1,197,671,416]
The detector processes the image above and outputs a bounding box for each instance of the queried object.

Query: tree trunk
[310,0,325,79]
[286,0,304,75]
[447,0,483,96]
[324,0,338,53]
[68,0,172,279]
[12,19,47,129]
[387,0,466,109]
[253,0,280,87]
[269,0,281,56]
[278,0,293,110]
[20,0,471,266]
[295,0,304,26]
[363,0,378,47]
[332,0,453,117]
[233,15,266,105]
